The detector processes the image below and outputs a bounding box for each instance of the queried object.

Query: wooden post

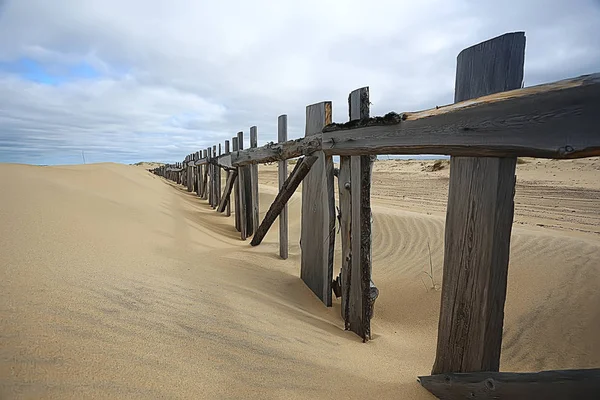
[225,140,231,216]
[232,137,240,231]
[337,86,374,339]
[207,147,213,205]
[249,126,259,236]
[300,101,335,307]
[217,169,238,213]
[212,145,218,208]
[432,32,525,374]
[203,149,209,199]
[195,151,201,195]
[216,144,222,208]
[188,155,193,192]
[278,115,289,259]
[237,132,248,240]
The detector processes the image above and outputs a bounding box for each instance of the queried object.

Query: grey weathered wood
[345,87,375,340]
[212,145,219,208]
[237,132,248,240]
[207,147,213,205]
[225,140,231,216]
[301,101,335,307]
[337,155,351,326]
[202,149,209,199]
[231,134,322,166]
[217,169,238,213]
[216,144,222,209]
[322,72,600,159]
[278,115,289,259]
[418,369,600,400]
[249,126,259,235]
[250,156,318,247]
[232,137,241,231]
[433,32,524,375]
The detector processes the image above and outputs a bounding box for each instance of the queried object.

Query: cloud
[0,0,599,164]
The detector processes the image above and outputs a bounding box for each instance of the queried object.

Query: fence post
[249,126,259,235]
[216,144,222,208]
[232,137,240,231]
[202,150,208,199]
[432,32,525,374]
[237,132,248,240]
[212,145,218,208]
[300,101,335,307]
[278,115,288,260]
[225,140,231,216]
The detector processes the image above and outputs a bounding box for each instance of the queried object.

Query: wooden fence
[151,32,600,399]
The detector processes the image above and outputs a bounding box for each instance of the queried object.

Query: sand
[1,158,599,399]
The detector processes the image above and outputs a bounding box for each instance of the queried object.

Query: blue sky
[1,0,599,165]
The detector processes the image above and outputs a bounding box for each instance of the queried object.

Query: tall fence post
[216,143,222,208]
[232,137,240,231]
[237,132,248,240]
[212,145,218,208]
[249,126,259,236]
[225,140,231,216]
[300,101,335,307]
[202,149,208,199]
[277,115,289,260]
[432,32,525,374]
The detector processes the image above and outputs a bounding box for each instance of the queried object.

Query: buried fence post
[250,126,259,236]
[225,140,231,216]
[336,86,376,340]
[431,32,525,375]
[278,115,289,259]
[300,101,335,307]
[232,137,241,231]
[237,132,248,240]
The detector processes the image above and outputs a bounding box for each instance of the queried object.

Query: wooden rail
[150,31,599,399]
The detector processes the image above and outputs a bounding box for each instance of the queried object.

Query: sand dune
[1,159,599,399]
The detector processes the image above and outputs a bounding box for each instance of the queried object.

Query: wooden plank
[433,32,524,375]
[212,145,218,208]
[321,72,600,159]
[231,134,322,166]
[207,147,213,204]
[217,169,238,213]
[232,137,241,231]
[300,101,335,307]
[277,115,289,259]
[216,144,222,209]
[251,156,318,247]
[237,132,248,240]
[346,87,376,340]
[202,149,208,199]
[337,155,351,326]
[249,126,259,236]
[418,369,600,400]
[225,140,231,216]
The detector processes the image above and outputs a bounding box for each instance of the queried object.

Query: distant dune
[1,159,598,399]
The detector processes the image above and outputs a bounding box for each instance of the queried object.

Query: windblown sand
[1,158,599,399]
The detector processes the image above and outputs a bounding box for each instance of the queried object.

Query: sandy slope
[1,160,599,399]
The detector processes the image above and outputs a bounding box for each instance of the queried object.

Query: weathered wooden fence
[151,32,600,399]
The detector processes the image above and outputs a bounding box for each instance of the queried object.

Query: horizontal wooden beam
[231,134,322,166]
[322,73,600,159]
[418,368,600,399]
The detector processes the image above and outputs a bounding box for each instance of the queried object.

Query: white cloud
[0,0,599,164]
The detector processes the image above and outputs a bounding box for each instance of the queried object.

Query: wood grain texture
[278,115,289,259]
[230,135,322,166]
[250,126,259,235]
[337,156,351,327]
[237,132,247,240]
[432,32,523,375]
[322,73,600,158]
[250,156,318,247]
[225,141,231,216]
[216,144,221,208]
[202,150,208,199]
[217,169,238,213]
[232,137,240,232]
[347,88,374,341]
[301,101,334,307]
[418,369,600,400]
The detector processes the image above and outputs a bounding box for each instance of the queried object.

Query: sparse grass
[517,158,529,165]
[421,242,441,291]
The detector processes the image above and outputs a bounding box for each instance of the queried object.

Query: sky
[0,0,599,165]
